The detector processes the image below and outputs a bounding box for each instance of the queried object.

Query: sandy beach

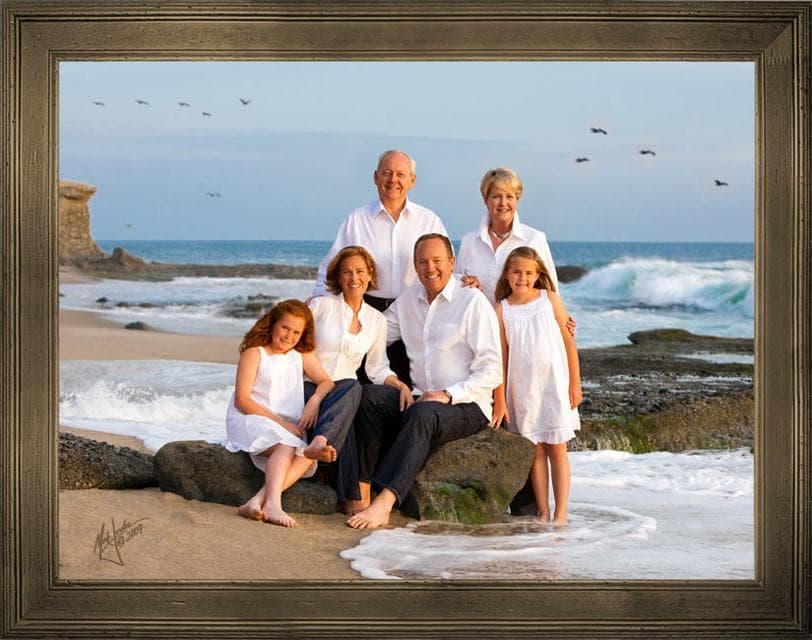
[58,269,400,581]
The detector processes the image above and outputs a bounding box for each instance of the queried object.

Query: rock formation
[58,180,106,263]
[59,432,156,490]
[153,440,338,514]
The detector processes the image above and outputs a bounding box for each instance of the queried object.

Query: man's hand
[566,315,576,337]
[490,400,510,429]
[398,384,415,411]
[299,397,321,429]
[416,390,451,404]
[460,274,481,290]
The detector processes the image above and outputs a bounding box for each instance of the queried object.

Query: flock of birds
[92,96,254,220]
[578,126,729,187]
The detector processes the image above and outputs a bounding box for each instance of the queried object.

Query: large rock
[59,432,156,489]
[154,440,337,514]
[58,179,106,263]
[406,429,535,524]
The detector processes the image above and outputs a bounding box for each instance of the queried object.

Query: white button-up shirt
[386,275,503,420]
[313,199,448,299]
[309,294,395,385]
[455,213,558,304]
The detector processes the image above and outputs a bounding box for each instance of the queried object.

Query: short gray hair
[377,149,416,175]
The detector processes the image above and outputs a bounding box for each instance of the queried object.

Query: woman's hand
[460,274,481,290]
[569,381,582,409]
[299,396,321,430]
[490,399,510,429]
[416,390,451,404]
[565,315,576,337]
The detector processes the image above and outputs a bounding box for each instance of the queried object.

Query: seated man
[347,233,502,529]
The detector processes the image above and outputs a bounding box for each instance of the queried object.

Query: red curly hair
[239,299,316,354]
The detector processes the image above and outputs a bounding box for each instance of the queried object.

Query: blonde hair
[480,166,523,201]
[494,246,556,301]
[324,245,378,294]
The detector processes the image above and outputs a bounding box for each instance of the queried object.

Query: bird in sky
[123,223,133,229]
[178,101,191,107]
[135,99,149,105]
[639,149,656,156]
[205,192,221,198]
[714,179,729,187]
[238,97,251,105]
[590,127,608,134]
[575,157,590,163]
[202,112,212,117]
[92,101,105,106]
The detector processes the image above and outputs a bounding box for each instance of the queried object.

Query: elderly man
[312,150,448,383]
[346,233,503,529]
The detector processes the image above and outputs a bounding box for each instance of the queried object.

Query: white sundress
[222,347,315,475]
[502,291,580,444]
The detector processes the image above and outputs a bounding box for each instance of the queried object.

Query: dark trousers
[358,294,412,388]
[355,386,489,504]
[303,378,362,502]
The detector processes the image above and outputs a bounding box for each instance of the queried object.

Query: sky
[59,61,755,243]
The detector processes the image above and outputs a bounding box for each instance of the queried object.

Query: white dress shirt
[313,199,448,299]
[455,212,558,304]
[309,294,395,385]
[385,275,503,420]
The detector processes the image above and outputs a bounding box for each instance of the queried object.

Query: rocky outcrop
[58,180,106,263]
[557,265,587,283]
[59,432,156,489]
[153,440,337,514]
[403,429,536,524]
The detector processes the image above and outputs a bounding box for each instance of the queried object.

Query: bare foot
[346,500,391,530]
[552,514,568,527]
[537,510,551,523]
[263,506,297,528]
[340,499,370,516]
[237,498,264,521]
[303,438,337,463]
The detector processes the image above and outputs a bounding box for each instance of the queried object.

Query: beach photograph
[57,60,755,581]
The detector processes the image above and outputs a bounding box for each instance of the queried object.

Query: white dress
[502,292,580,444]
[222,347,315,475]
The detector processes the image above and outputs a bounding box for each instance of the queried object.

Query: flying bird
[135,99,149,105]
[238,97,251,105]
[590,127,608,135]
[205,192,221,198]
[178,101,191,107]
[202,112,212,117]
[714,180,729,187]
[92,101,105,106]
[575,157,590,163]
[123,223,133,229]
[639,149,656,156]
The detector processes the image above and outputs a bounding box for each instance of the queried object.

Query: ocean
[60,239,755,580]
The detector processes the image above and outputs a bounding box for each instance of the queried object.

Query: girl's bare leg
[238,486,265,520]
[548,442,571,526]
[262,445,297,527]
[281,454,319,491]
[530,443,551,522]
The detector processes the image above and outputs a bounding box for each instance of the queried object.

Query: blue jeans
[303,378,362,502]
[356,387,488,504]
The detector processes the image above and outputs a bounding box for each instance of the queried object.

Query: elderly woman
[456,167,558,303]
[308,245,412,514]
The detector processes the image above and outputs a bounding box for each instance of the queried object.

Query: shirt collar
[373,198,412,220]
[418,273,459,304]
[477,211,527,242]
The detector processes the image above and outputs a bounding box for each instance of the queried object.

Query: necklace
[489,227,511,240]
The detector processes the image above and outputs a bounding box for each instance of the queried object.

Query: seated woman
[309,245,412,514]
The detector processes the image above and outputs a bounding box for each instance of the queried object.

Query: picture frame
[2,1,809,637]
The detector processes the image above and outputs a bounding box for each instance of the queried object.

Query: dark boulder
[557,265,588,283]
[405,428,535,524]
[124,321,153,331]
[153,440,336,514]
[59,432,156,490]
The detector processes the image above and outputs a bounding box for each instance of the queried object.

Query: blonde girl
[222,299,337,528]
[492,247,582,525]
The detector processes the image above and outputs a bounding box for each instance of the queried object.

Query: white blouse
[455,212,558,304]
[309,294,395,385]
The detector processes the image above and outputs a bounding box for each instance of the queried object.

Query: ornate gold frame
[2,2,809,637]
